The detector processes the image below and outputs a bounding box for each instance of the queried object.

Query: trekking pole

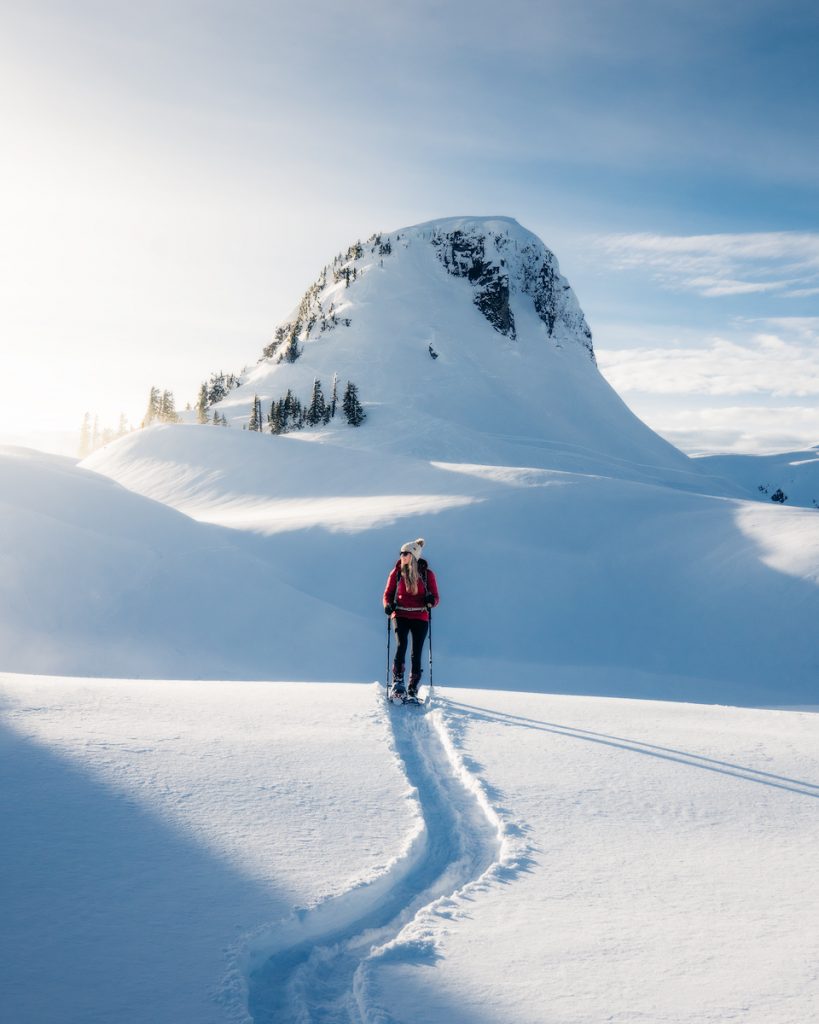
[385,614,392,696]
[427,608,434,702]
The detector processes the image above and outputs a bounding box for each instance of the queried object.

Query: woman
[383,538,439,698]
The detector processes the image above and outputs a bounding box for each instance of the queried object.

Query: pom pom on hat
[400,538,425,561]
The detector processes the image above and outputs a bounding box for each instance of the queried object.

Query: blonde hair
[402,555,420,595]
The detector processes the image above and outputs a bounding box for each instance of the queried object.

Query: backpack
[390,557,431,605]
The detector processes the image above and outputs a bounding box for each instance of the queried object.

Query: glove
[384,602,395,615]
[424,594,435,609]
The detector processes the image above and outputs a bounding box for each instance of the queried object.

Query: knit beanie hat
[400,538,425,561]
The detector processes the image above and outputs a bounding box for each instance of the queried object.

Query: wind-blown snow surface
[2,675,818,1023]
[0,446,370,679]
[76,423,819,706]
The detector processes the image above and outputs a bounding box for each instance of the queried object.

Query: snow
[383,690,819,1024]
[2,676,818,1023]
[0,445,373,680]
[0,677,414,1023]
[199,217,714,490]
[74,425,819,706]
[695,447,819,509]
[2,217,819,1022]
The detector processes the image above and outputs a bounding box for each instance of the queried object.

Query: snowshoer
[383,538,439,699]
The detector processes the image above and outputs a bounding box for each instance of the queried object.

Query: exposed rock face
[432,229,515,337]
[430,221,595,361]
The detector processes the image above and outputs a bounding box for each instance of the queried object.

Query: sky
[1,0,818,456]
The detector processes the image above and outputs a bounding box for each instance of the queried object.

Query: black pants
[392,617,429,682]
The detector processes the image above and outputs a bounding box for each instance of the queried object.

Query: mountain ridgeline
[261,218,595,367]
[207,216,699,479]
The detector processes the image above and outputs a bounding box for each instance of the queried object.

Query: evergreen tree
[249,395,260,431]
[268,399,283,435]
[342,381,366,426]
[205,371,239,405]
[330,373,339,418]
[207,373,227,405]
[195,383,209,424]
[142,387,161,427]
[306,378,326,426]
[159,391,179,423]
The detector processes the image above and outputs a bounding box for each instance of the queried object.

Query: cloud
[629,404,819,456]
[597,326,819,399]
[596,318,819,453]
[596,232,819,299]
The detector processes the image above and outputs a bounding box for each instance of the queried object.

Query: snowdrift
[3,424,814,706]
[0,446,371,679]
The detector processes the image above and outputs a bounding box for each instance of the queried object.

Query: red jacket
[383,559,439,621]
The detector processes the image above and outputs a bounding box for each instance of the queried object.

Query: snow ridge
[235,686,528,1023]
[260,216,594,370]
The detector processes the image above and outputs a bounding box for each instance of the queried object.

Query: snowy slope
[2,675,817,1024]
[211,217,714,491]
[0,446,375,679]
[0,677,415,1024]
[696,446,819,509]
[82,424,819,707]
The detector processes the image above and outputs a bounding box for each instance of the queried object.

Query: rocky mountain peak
[260,216,594,367]
[425,217,594,360]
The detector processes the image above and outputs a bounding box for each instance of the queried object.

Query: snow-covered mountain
[3,219,819,1024]
[53,216,814,703]
[212,216,708,489]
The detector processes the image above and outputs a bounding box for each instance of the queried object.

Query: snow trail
[244,692,506,1024]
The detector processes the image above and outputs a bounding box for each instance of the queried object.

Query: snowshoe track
[243,694,505,1023]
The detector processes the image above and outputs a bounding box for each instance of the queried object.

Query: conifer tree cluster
[262,271,352,365]
[333,265,358,288]
[142,388,180,427]
[259,233,403,367]
[247,378,365,434]
[205,371,240,405]
[194,372,240,425]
